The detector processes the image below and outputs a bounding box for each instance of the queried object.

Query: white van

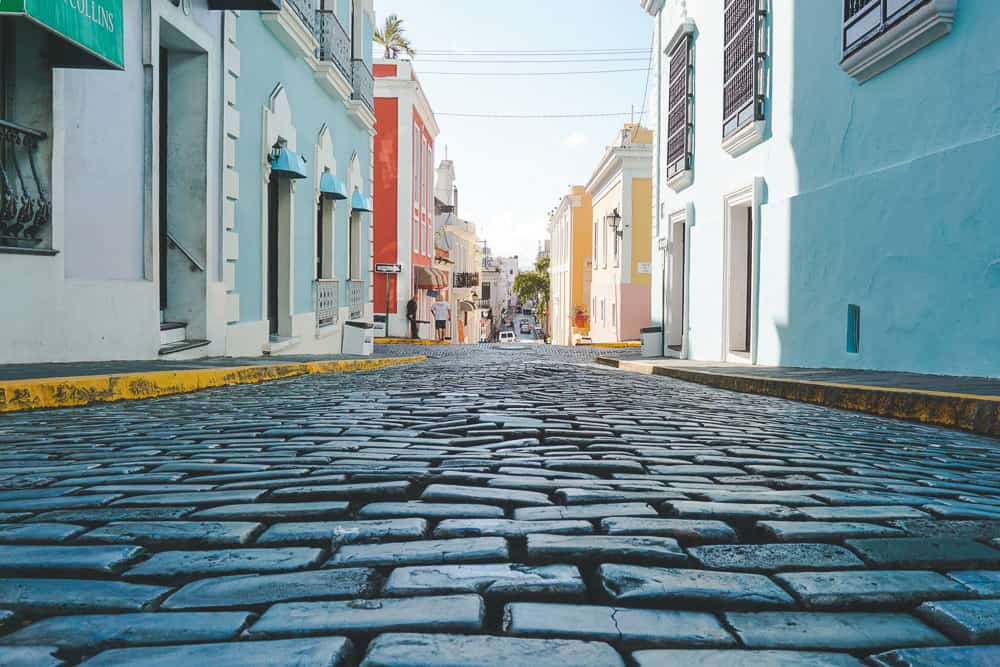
[498,331,516,343]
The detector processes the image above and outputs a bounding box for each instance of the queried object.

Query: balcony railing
[351,59,374,112]
[286,0,316,32]
[314,278,340,329]
[0,120,50,251]
[347,279,364,319]
[454,272,480,288]
[478,299,492,310]
[316,10,351,80]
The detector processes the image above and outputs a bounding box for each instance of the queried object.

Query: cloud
[563,132,589,148]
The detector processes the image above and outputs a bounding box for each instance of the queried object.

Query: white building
[1,2,227,363]
[434,160,483,343]
[643,0,1000,376]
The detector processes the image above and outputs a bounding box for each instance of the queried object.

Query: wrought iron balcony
[347,279,365,319]
[316,10,351,80]
[478,299,492,310]
[0,119,50,251]
[351,59,374,113]
[286,0,316,32]
[314,278,340,329]
[453,272,480,288]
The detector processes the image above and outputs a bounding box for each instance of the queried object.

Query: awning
[270,146,308,179]
[1,1,125,70]
[414,265,449,290]
[351,190,374,212]
[320,169,348,200]
[459,300,476,313]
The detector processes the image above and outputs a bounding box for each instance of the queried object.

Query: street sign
[375,263,402,273]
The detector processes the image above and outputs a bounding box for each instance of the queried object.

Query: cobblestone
[1,343,999,663]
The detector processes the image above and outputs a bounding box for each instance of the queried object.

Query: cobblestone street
[0,345,999,666]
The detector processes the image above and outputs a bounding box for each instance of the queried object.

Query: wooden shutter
[666,35,691,179]
[722,0,764,138]
[843,0,929,56]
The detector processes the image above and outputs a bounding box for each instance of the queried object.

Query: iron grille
[314,279,340,328]
[285,0,316,31]
[351,59,374,113]
[316,10,351,80]
[453,272,480,288]
[842,0,929,56]
[0,120,50,250]
[666,34,692,179]
[348,279,364,319]
[722,0,765,139]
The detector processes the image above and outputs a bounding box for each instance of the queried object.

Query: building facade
[224,0,375,357]
[586,124,653,343]
[547,185,593,346]
[644,0,1000,376]
[434,160,482,344]
[0,1,227,363]
[373,58,441,339]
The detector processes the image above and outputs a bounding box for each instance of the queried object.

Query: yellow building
[585,124,653,342]
[548,185,593,345]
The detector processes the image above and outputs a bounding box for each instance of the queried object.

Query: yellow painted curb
[578,342,640,348]
[375,338,450,346]
[596,357,1000,438]
[0,356,427,413]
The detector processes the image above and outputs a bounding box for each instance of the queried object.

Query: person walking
[430,294,450,343]
[406,296,418,339]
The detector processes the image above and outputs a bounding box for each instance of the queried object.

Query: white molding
[841,0,957,83]
[261,6,318,62]
[348,100,377,131]
[666,169,693,192]
[664,18,696,55]
[641,0,666,17]
[722,120,766,157]
[314,62,352,104]
[720,178,763,364]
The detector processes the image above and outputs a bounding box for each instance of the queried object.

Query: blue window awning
[320,169,348,200]
[351,189,373,212]
[269,142,308,179]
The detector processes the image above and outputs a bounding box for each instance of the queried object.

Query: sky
[374,0,654,269]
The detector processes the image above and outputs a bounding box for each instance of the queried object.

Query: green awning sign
[0,0,124,70]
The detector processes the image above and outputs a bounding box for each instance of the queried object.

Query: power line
[436,111,636,119]
[418,48,652,55]
[419,68,649,76]
[637,31,655,123]
[417,57,651,64]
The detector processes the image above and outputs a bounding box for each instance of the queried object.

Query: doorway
[158,46,168,313]
[666,217,686,354]
[267,174,280,335]
[725,206,753,359]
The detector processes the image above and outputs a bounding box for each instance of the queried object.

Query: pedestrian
[430,294,450,342]
[406,296,418,339]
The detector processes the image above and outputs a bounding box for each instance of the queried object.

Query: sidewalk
[0,353,426,413]
[596,356,1000,438]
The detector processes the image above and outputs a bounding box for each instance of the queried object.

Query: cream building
[548,186,593,346]
[586,124,654,343]
[434,160,482,343]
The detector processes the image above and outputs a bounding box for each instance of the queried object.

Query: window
[482,282,491,300]
[722,0,765,142]
[666,33,692,183]
[841,0,956,82]
[412,127,419,209]
[847,303,861,353]
[612,303,617,327]
[601,299,606,322]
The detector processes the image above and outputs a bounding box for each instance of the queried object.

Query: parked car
[498,330,516,343]
[519,321,532,334]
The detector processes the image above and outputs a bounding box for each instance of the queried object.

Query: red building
[373,59,445,338]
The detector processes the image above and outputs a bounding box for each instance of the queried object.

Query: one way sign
[375,263,402,273]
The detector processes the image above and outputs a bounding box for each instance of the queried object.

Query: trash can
[342,320,374,356]
[417,320,432,340]
[640,326,663,357]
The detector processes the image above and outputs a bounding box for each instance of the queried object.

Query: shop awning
[1,1,125,70]
[320,169,348,200]
[459,300,476,313]
[414,265,449,290]
[351,190,374,212]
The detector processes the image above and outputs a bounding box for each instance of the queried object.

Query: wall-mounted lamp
[605,208,623,237]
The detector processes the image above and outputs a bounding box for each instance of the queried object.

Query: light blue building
[644,0,1000,377]
[222,0,375,356]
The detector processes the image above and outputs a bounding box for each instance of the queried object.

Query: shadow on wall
[772,0,1000,377]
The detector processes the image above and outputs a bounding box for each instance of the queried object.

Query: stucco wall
[652,0,1000,376]
[234,12,371,324]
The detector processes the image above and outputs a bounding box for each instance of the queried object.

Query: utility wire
[419,68,648,76]
[637,30,655,123]
[419,48,652,55]
[436,111,636,119]
[417,57,651,64]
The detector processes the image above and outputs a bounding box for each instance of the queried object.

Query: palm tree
[374,14,415,60]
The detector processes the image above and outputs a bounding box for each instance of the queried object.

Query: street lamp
[605,208,623,236]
